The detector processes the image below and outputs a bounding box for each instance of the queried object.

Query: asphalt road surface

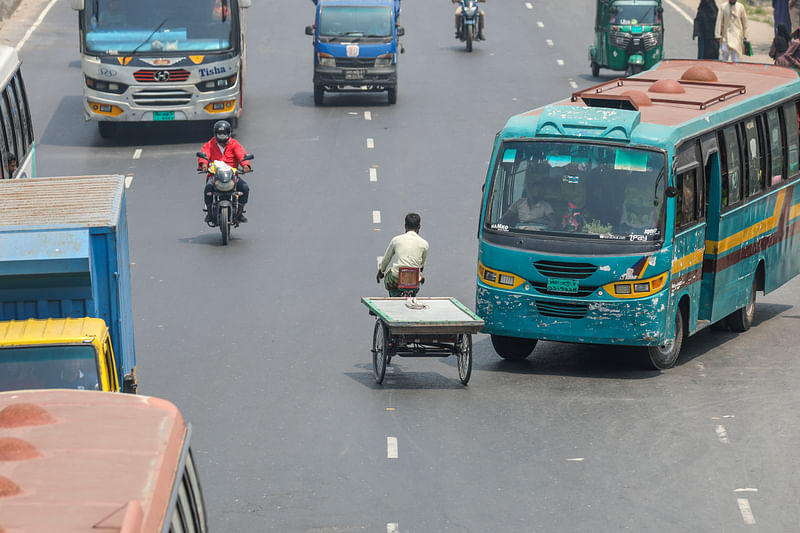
[12,0,800,531]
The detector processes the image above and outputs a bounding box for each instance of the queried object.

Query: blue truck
[0,175,137,393]
[305,0,404,105]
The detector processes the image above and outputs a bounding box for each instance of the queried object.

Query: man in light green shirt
[377,213,429,294]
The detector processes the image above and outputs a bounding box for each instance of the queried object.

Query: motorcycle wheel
[220,206,230,245]
[465,24,473,52]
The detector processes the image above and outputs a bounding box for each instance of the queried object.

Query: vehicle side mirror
[656,6,664,15]
[305,25,314,36]
[396,26,405,37]
[610,6,618,15]
[196,152,209,159]
[239,0,251,7]
[70,0,84,10]
[242,154,254,161]
[665,186,678,198]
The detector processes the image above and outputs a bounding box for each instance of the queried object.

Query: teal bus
[476,60,800,369]
[0,45,35,179]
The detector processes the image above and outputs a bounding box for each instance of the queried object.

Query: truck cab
[305,0,404,105]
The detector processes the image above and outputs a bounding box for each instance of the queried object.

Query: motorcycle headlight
[375,53,393,67]
[214,169,235,191]
[464,6,478,15]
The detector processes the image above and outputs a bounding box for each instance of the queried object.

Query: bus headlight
[196,74,238,92]
[375,53,393,67]
[85,76,128,94]
[204,99,237,113]
[479,262,525,290]
[318,52,335,67]
[604,272,668,299]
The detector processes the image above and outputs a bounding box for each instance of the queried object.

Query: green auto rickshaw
[589,0,664,77]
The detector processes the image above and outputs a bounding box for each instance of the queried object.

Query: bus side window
[169,457,206,533]
[0,95,14,175]
[11,73,32,155]
[767,108,784,185]
[785,101,800,177]
[742,118,761,196]
[718,131,729,207]
[756,114,770,187]
[722,126,742,205]
[3,87,23,164]
[676,168,698,228]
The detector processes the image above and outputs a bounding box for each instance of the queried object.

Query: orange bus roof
[0,389,187,533]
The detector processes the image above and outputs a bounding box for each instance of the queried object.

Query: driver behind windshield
[499,163,555,228]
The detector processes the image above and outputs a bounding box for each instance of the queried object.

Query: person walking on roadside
[716,0,749,62]
[770,23,792,60]
[774,0,792,34]
[694,0,720,59]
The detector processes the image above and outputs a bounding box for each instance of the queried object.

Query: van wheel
[491,335,537,360]
[726,277,757,332]
[387,86,397,105]
[313,84,324,106]
[646,307,684,369]
[98,122,117,139]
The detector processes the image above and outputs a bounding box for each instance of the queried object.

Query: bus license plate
[153,111,175,121]
[345,69,366,80]
[547,278,578,293]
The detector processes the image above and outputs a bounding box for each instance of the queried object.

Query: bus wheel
[491,335,537,360]
[98,122,117,139]
[726,277,757,332]
[646,307,684,370]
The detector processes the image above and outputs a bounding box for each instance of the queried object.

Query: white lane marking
[734,488,759,492]
[525,2,533,8]
[546,39,553,47]
[387,436,398,458]
[569,81,579,89]
[132,148,143,160]
[566,457,584,462]
[373,210,381,224]
[364,111,372,121]
[663,0,693,24]
[367,138,375,149]
[557,59,565,66]
[369,167,378,182]
[715,425,729,444]
[737,498,756,525]
[15,0,60,51]
[348,112,358,115]
[387,523,399,533]
[125,174,133,189]
[537,21,544,28]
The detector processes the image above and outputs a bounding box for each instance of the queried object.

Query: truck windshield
[486,141,666,243]
[82,0,234,54]
[610,4,660,25]
[0,346,100,392]
[319,6,393,38]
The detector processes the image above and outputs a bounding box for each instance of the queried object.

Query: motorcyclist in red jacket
[197,120,252,223]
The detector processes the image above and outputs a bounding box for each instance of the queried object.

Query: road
[11,0,800,531]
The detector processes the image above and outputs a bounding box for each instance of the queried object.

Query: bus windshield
[319,6,393,39]
[0,345,99,392]
[82,0,235,54]
[610,4,661,26]
[486,141,666,242]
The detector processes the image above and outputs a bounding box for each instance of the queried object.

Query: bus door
[673,140,708,329]
[696,134,724,323]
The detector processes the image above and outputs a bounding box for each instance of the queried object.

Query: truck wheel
[387,86,397,105]
[98,122,117,139]
[314,84,324,106]
[490,334,537,360]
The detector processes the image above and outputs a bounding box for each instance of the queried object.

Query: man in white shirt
[377,213,429,295]
[716,0,749,62]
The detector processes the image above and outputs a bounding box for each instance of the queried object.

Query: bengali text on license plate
[547,278,579,293]
[345,69,366,80]
[153,111,175,121]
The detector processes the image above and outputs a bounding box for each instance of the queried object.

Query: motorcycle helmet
[213,120,231,144]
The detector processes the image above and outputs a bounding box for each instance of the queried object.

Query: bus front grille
[536,301,589,319]
[132,89,193,106]
[533,260,597,279]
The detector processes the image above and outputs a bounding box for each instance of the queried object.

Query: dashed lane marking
[369,167,378,182]
[569,81,578,89]
[546,39,553,47]
[537,21,544,28]
[367,138,375,149]
[373,210,381,224]
[125,174,133,189]
[387,437,398,458]
[364,111,372,121]
[15,0,60,51]
[132,148,142,159]
[557,59,565,66]
[525,2,533,8]
[737,498,756,525]
[387,523,399,533]
[715,425,730,444]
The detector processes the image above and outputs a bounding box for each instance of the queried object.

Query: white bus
[71,0,251,138]
[0,45,35,179]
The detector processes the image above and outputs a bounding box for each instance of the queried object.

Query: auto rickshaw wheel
[591,61,600,78]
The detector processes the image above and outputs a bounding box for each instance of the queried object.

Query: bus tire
[646,306,684,370]
[314,84,324,106]
[491,334,537,360]
[726,277,757,332]
[98,122,117,139]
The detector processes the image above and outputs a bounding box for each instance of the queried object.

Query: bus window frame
[785,101,800,178]
[4,86,23,162]
[721,125,743,210]
[675,140,705,230]
[0,93,14,172]
[766,107,785,186]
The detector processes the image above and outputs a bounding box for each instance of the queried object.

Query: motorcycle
[457,0,483,52]
[197,152,254,245]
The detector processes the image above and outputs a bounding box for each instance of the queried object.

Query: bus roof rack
[571,78,747,111]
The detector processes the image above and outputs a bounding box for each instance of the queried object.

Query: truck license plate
[345,69,366,80]
[153,111,175,121]
[547,278,579,293]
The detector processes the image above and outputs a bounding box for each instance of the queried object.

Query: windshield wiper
[653,168,665,206]
[129,17,169,55]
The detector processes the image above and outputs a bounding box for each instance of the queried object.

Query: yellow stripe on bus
[671,247,705,275]
[790,200,800,221]
[705,190,786,255]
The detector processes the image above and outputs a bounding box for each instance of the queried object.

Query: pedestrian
[716,0,749,62]
[770,23,792,60]
[694,0,720,59]
[791,0,800,34]
[774,0,792,34]
[777,28,800,66]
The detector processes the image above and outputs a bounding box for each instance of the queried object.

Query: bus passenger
[499,164,554,228]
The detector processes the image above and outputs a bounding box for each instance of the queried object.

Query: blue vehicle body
[306,0,403,104]
[0,176,137,390]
